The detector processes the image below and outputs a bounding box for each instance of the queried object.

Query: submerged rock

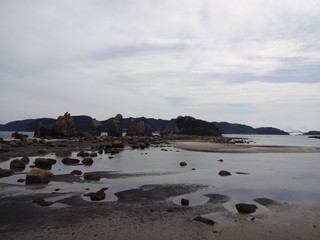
[193,216,215,225]
[235,203,258,214]
[253,198,278,206]
[84,173,101,181]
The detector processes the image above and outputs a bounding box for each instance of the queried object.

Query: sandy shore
[172,141,320,153]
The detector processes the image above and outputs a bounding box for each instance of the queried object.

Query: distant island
[0,114,307,136]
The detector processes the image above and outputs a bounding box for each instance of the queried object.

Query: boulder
[35,158,56,169]
[235,203,258,214]
[10,159,25,170]
[70,170,82,175]
[20,156,30,163]
[0,168,14,178]
[108,114,123,137]
[90,119,102,136]
[219,170,232,176]
[82,157,93,165]
[62,158,80,165]
[181,198,189,206]
[51,112,76,138]
[34,122,51,138]
[84,173,101,181]
[26,168,54,184]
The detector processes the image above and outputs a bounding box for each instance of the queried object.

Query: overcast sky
[1,0,319,131]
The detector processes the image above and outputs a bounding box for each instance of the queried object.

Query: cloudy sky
[1,0,319,131]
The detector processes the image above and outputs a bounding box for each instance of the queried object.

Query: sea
[0,131,319,209]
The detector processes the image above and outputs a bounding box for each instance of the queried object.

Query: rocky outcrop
[26,168,54,184]
[108,114,123,137]
[126,119,136,136]
[174,116,221,136]
[34,122,51,138]
[51,112,76,138]
[90,119,101,136]
[135,120,152,136]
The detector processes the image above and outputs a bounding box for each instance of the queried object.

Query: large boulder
[90,119,101,136]
[34,122,51,138]
[108,114,123,137]
[135,120,152,136]
[51,112,76,138]
[26,168,54,184]
[10,159,26,170]
[235,203,258,214]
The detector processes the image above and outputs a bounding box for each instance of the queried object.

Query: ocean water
[0,133,319,206]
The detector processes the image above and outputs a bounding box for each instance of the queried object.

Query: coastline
[171,141,320,153]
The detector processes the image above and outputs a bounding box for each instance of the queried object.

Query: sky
[0,0,320,132]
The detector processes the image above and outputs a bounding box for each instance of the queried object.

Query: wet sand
[172,141,320,153]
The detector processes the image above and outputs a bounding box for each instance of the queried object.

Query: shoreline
[172,141,320,153]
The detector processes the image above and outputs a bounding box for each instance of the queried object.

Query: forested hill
[0,116,297,135]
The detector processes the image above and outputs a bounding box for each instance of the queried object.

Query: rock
[70,170,82,175]
[235,203,258,214]
[135,120,152,137]
[0,168,14,178]
[32,198,54,207]
[84,173,101,181]
[62,158,80,165]
[51,112,76,138]
[179,162,187,167]
[11,131,28,139]
[77,151,90,157]
[90,119,102,136]
[0,144,9,152]
[235,172,250,175]
[253,198,278,206]
[218,170,232,176]
[126,119,136,136]
[17,178,25,183]
[20,156,30,163]
[181,198,189,206]
[160,125,172,136]
[34,122,51,138]
[217,159,223,162]
[10,159,25,170]
[193,216,215,225]
[90,152,98,157]
[111,140,124,148]
[108,114,123,137]
[82,157,93,165]
[35,158,57,169]
[84,187,108,201]
[26,168,54,184]
[21,137,34,145]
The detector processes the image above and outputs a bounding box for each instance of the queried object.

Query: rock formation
[108,114,123,137]
[135,120,152,136]
[90,119,101,136]
[51,112,76,138]
[126,119,136,136]
[34,122,51,138]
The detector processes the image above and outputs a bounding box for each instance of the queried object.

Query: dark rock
[108,114,123,137]
[17,178,25,183]
[11,131,28,139]
[62,158,80,165]
[10,159,25,170]
[34,122,51,138]
[179,162,187,167]
[35,158,57,168]
[84,187,108,201]
[20,156,30,163]
[84,173,101,181]
[181,198,189,206]
[135,120,152,137]
[90,152,98,157]
[235,172,250,175]
[77,151,90,157]
[26,168,54,184]
[161,148,168,151]
[160,125,171,136]
[126,119,136,136]
[193,216,215,225]
[70,170,82,175]
[253,198,278,206]
[219,170,232,176]
[111,140,124,148]
[32,198,54,207]
[217,159,223,162]
[235,203,258,214]
[82,156,93,165]
[0,168,14,178]
[51,112,76,138]
[90,119,102,136]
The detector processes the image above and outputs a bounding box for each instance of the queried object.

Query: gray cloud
[0,0,319,131]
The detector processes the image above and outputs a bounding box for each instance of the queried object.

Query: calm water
[0,133,319,206]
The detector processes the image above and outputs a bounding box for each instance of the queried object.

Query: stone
[35,158,57,168]
[84,173,101,181]
[193,216,215,225]
[218,170,232,176]
[11,131,28,139]
[179,162,187,167]
[126,119,136,136]
[17,178,25,183]
[82,156,93,165]
[217,159,223,162]
[0,168,14,178]
[108,114,123,137]
[20,156,30,163]
[21,138,34,145]
[62,158,80,165]
[181,198,189,206]
[111,140,125,148]
[235,203,258,214]
[10,159,25,170]
[90,119,102,136]
[51,112,76,138]
[34,122,51,138]
[26,168,54,184]
[70,170,82,175]
[84,187,108,201]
